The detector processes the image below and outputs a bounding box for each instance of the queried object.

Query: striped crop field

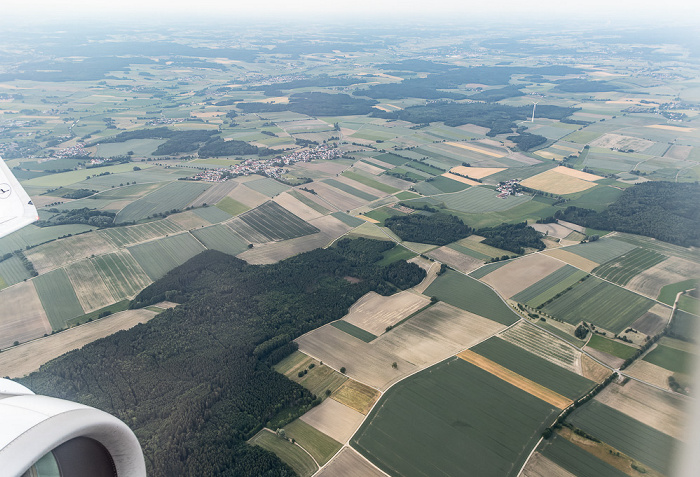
[542,276,655,333]
[100,219,181,247]
[561,238,637,264]
[114,181,211,224]
[191,225,249,256]
[593,248,667,286]
[0,256,31,289]
[323,179,378,201]
[33,268,85,330]
[238,201,319,241]
[431,187,531,213]
[512,265,588,308]
[93,250,153,300]
[128,233,206,280]
[244,177,291,197]
[341,171,399,194]
[539,435,628,477]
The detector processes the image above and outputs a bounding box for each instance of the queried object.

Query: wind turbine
[531,101,539,123]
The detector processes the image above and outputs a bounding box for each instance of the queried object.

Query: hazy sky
[4,0,700,25]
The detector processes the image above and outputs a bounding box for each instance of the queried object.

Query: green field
[425,175,471,193]
[249,430,317,477]
[0,256,31,289]
[424,270,518,325]
[406,160,445,176]
[643,344,695,374]
[0,224,95,256]
[677,295,699,315]
[428,187,531,213]
[373,153,410,166]
[471,337,594,399]
[100,219,181,247]
[33,268,85,330]
[562,238,638,264]
[586,335,637,360]
[539,435,629,477]
[342,171,399,194]
[330,212,364,227]
[215,196,250,216]
[283,420,342,466]
[324,179,378,201]
[115,181,211,224]
[568,400,680,475]
[537,321,587,348]
[239,201,319,241]
[128,232,207,280]
[377,244,417,265]
[542,277,654,333]
[363,206,405,225]
[192,205,231,223]
[191,225,249,255]
[93,250,152,300]
[274,351,348,398]
[447,243,490,261]
[512,265,588,308]
[66,300,131,327]
[289,190,331,214]
[469,260,510,279]
[660,282,696,307]
[352,357,559,477]
[612,232,700,264]
[23,163,153,188]
[593,248,667,286]
[244,177,291,197]
[669,310,698,341]
[331,320,377,342]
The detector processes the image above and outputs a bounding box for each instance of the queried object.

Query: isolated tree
[339,367,346,374]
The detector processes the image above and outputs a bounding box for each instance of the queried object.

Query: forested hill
[19,240,425,476]
[555,181,700,247]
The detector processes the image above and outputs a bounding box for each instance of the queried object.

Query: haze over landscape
[0,4,699,476]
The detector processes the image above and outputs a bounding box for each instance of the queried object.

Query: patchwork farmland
[114,181,211,224]
[237,201,320,241]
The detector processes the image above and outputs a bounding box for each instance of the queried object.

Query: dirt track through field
[457,349,573,409]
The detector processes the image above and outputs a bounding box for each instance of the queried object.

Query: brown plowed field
[542,249,598,272]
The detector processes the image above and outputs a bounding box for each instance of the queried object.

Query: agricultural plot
[300,397,366,444]
[128,232,206,280]
[273,192,325,222]
[306,181,367,210]
[191,225,249,256]
[339,290,430,336]
[289,190,332,215]
[0,281,52,350]
[595,379,688,440]
[93,250,152,300]
[273,351,347,398]
[643,344,695,374]
[429,186,531,213]
[324,179,378,201]
[191,205,231,224]
[631,260,699,302]
[568,400,680,475]
[352,357,559,477]
[512,265,589,308]
[520,452,575,477]
[331,379,380,415]
[426,246,484,274]
[593,247,667,286]
[520,169,598,195]
[631,303,671,335]
[425,175,472,192]
[586,335,637,360]
[100,219,181,247]
[249,430,317,477]
[244,177,291,197]
[469,260,510,279]
[331,321,377,342]
[449,165,505,179]
[376,244,417,265]
[500,321,581,373]
[114,181,211,223]
[0,308,157,378]
[315,447,386,477]
[424,270,520,325]
[215,196,250,216]
[238,201,320,241]
[542,248,599,273]
[539,435,629,477]
[187,180,239,208]
[33,268,85,330]
[542,276,655,333]
[480,253,566,299]
[341,170,399,194]
[64,259,115,313]
[362,206,404,225]
[225,184,270,208]
[26,232,118,274]
[283,420,342,467]
[470,337,594,399]
[0,256,31,289]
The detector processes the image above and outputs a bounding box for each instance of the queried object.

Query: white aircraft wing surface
[0,156,39,239]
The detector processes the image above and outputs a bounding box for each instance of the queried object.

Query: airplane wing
[0,156,39,239]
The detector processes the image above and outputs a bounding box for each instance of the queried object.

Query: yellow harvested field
[331,379,380,415]
[251,96,289,104]
[386,103,402,110]
[341,290,430,336]
[457,349,573,409]
[625,360,673,391]
[273,192,325,221]
[372,105,393,112]
[0,309,157,378]
[449,166,505,179]
[440,172,482,185]
[445,141,504,157]
[521,453,576,477]
[520,168,599,195]
[65,259,115,313]
[581,354,612,383]
[646,124,696,132]
[299,398,365,444]
[534,150,565,161]
[552,165,602,181]
[481,253,566,299]
[595,379,688,440]
[226,184,269,208]
[542,248,598,272]
[315,447,386,477]
[26,232,118,274]
[0,281,52,350]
